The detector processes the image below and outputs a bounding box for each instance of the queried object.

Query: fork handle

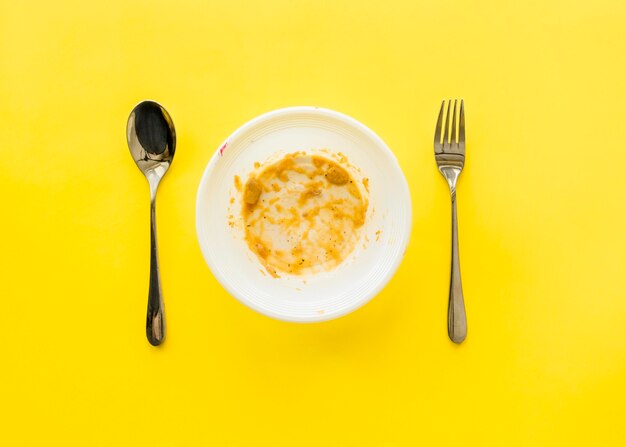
[448,194,467,343]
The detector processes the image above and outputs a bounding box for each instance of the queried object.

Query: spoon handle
[147,192,165,346]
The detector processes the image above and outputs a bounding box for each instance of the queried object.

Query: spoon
[126,100,176,346]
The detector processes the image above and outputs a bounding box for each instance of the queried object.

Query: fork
[434,99,467,343]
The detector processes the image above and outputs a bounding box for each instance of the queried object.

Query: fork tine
[451,99,457,145]
[434,100,444,147]
[442,99,451,149]
[459,99,465,148]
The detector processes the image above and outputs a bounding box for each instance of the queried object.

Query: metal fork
[434,99,467,343]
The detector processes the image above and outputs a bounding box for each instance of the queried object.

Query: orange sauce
[240,153,368,276]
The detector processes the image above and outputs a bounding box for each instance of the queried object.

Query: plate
[196,107,411,322]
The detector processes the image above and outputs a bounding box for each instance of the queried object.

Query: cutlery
[126,100,176,346]
[434,99,467,343]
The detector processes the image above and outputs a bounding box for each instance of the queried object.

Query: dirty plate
[196,107,411,322]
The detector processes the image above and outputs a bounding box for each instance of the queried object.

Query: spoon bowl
[127,100,176,179]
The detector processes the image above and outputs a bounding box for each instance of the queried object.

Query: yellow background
[1,0,625,445]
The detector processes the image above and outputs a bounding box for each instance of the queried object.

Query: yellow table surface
[1,1,625,445]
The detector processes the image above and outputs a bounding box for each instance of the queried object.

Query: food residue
[239,152,368,276]
[234,175,242,192]
[244,178,262,204]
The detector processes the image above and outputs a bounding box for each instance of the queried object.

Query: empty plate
[196,107,411,322]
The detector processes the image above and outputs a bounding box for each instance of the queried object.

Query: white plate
[196,107,411,322]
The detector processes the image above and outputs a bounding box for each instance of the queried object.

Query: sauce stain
[240,153,368,276]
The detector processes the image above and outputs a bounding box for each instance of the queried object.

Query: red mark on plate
[219,142,229,157]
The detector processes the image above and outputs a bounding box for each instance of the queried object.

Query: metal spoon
[126,100,176,346]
